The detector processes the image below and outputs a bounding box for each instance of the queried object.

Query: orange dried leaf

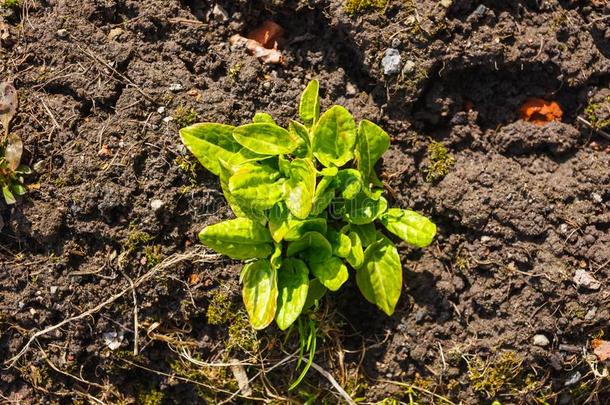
[229,34,284,65]
[247,20,284,49]
[520,98,563,125]
[188,273,200,285]
[592,339,610,361]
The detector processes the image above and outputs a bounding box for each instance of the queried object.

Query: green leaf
[303,278,327,310]
[335,169,363,200]
[276,258,309,330]
[233,123,298,155]
[285,158,316,219]
[312,105,356,168]
[299,79,320,127]
[198,218,273,260]
[318,167,338,177]
[346,231,364,269]
[269,203,292,243]
[351,223,378,246]
[310,257,348,291]
[218,160,265,222]
[2,185,16,205]
[355,120,390,185]
[287,231,332,260]
[327,230,352,258]
[253,112,276,124]
[15,165,32,175]
[380,208,437,248]
[180,123,254,176]
[11,183,27,196]
[311,175,336,216]
[343,193,388,225]
[270,242,283,270]
[284,218,328,241]
[242,260,278,329]
[289,120,312,159]
[356,237,402,315]
[229,164,286,211]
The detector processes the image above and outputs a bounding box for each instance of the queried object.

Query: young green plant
[179,80,436,331]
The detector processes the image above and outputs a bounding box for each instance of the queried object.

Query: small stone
[169,83,183,92]
[415,308,426,323]
[163,116,174,123]
[50,286,58,295]
[564,371,581,386]
[391,37,401,49]
[381,48,402,76]
[209,4,229,21]
[56,29,68,38]
[585,307,597,320]
[533,334,550,347]
[480,235,491,243]
[345,83,357,96]
[107,28,124,41]
[402,60,416,75]
[29,308,36,315]
[468,4,487,21]
[102,331,124,350]
[150,199,164,212]
[440,0,453,8]
[573,269,601,290]
[157,106,166,114]
[558,223,568,234]
[592,193,602,203]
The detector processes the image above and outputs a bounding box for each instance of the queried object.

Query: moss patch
[344,0,387,15]
[425,140,454,183]
[173,106,199,128]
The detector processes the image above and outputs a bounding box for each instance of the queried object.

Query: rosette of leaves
[0,82,29,205]
[180,80,436,330]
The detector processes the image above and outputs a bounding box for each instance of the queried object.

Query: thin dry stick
[310,361,357,405]
[578,116,610,141]
[5,248,210,368]
[119,270,139,356]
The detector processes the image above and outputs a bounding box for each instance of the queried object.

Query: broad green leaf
[355,120,390,186]
[181,123,247,176]
[242,260,278,329]
[229,164,285,211]
[278,155,291,177]
[287,231,332,260]
[11,183,26,196]
[343,193,388,225]
[233,123,298,155]
[253,112,276,124]
[312,105,356,168]
[380,208,437,248]
[276,258,309,330]
[198,218,273,259]
[299,79,320,127]
[351,223,379,246]
[2,185,16,204]
[356,237,402,315]
[289,120,311,158]
[311,175,336,216]
[303,278,327,310]
[269,203,292,243]
[310,257,348,291]
[335,169,363,200]
[285,158,316,219]
[318,167,338,177]
[284,218,328,241]
[327,230,352,258]
[5,133,23,171]
[346,232,364,269]
[219,160,265,222]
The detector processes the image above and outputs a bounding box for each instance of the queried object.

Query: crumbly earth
[1,0,609,403]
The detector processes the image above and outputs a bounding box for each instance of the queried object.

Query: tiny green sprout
[179,79,437,332]
[425,139,454,183]
[0,82,29,205]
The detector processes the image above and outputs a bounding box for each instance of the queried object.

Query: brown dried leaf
[0,81,18,137]
[247,20,284,49]
[229,34,284,65]
[4,132,22,170]
[592,339,610,361]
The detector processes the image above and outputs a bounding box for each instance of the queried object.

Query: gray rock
[573,269,601,290]
[169,83,183,92]
[391,37,401,49]
[381,48,402,76]
[564,371,581,386]
[533,334,550,347]
[56,29,68,38]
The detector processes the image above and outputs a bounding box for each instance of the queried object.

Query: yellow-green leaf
[286,231,332,260]
[229,164,285,211]
[355,120,390,185]
[198,218,273,259]
[343,194,388,225]
[310,256,348,291]
[312,105,356,168]
[242,260,278,329]
[276,258,309,330]
[299,79,320,127]
[380,208,436,248]
[233,123,298,155]
[356,237,402,315]
[346,231,364,269]
[285,158,316,219]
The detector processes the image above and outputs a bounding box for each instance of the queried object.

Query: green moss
[468,351,524,398]
[173,106,199,128]
[137,388,165,405]
[228,63,243,81]
[2,0,20,9]
[344,0,387,15]
[228,310,259,353]
[207,290,234,325]
[124,225,153,252]
[584,96,610,130]
[425,140,454,183]
[143,245,162,268]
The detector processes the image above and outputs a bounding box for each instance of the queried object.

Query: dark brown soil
[1,0,609,404]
